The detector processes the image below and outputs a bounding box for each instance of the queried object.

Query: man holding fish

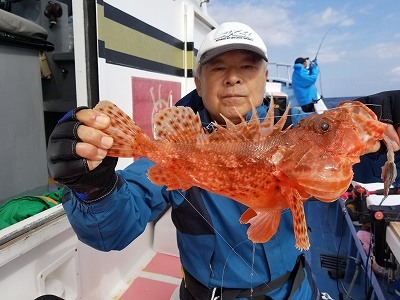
[47,22,399,300]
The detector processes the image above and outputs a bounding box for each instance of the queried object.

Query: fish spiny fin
[273,104,291,132]
[94,100,151,157]
[288,192,310,250]
[211,99,262,141]
[242,98,263,139]
[147,165,192,191]
[260,96,275,137]
[240,209,281,243]
[219,114,236,130]
[153,106,203,142]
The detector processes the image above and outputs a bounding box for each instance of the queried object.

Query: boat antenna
[314,26,340,100]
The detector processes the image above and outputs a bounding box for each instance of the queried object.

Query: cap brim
[199,43,268,65]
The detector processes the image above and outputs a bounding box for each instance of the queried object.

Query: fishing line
[176,189,273,292]
[313,26,340,100]
[220,239,252,300]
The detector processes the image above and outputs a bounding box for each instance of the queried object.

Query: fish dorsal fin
[259,97,291,137]
[153,106,203,142]
[274,103,291,132]
[211,99,263,142]
[260,97,275,137]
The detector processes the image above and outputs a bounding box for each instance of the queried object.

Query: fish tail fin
[94,100,152,157]
[240,208,281,244]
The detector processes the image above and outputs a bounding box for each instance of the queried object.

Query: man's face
[195,50,268,124]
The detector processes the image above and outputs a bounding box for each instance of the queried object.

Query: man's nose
[224,70,242,85]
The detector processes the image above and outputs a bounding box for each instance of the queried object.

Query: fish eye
[313,119,330,133]
[320,121,329,132]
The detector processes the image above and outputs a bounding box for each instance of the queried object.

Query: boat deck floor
[119,252,181,300]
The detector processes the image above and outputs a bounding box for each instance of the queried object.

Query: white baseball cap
[195,22,268,71]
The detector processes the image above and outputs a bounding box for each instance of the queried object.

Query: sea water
[323,97,359,109]
[280,84,359,109]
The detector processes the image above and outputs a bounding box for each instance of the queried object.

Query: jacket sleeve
[356,90,400,126]
[62,158,168,251]
[297,67,319,87]
[355,90,400,157]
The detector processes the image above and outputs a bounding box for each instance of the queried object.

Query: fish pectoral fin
[239,208,258,224]
[288,195,310,251]
[147,165,192,191]
[240,209,281,244]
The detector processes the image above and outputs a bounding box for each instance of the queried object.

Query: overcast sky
[207,0,400,98]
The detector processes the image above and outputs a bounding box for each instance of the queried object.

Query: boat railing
[267,62,292,86]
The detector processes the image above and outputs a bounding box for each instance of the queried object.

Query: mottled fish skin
[94,100,387,250]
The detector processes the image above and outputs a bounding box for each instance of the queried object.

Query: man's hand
[75,109,114,170]
[47,106,118,200]
[368,124,400,153]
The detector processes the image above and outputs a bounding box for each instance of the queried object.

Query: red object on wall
[132,77,181,139]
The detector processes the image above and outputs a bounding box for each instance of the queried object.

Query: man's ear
[194,76,202,97]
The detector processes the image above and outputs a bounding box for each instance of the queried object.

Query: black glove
[47,107,118,202]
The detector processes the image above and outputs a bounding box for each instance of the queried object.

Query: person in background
[292,57,320,113]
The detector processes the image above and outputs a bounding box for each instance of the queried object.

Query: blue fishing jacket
[62,90,318,299]
[292,62,320,107]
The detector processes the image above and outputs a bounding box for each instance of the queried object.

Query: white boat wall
[0,1,216,299]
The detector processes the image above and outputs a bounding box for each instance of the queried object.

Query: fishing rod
[314,26,339,61]
[313,26,340,100]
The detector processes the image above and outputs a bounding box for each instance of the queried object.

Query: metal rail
[267,62,292,86]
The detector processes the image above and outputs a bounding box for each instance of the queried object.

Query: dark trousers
[301,103,315,113]
[179,280,272,300]
[179,255,319,300]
